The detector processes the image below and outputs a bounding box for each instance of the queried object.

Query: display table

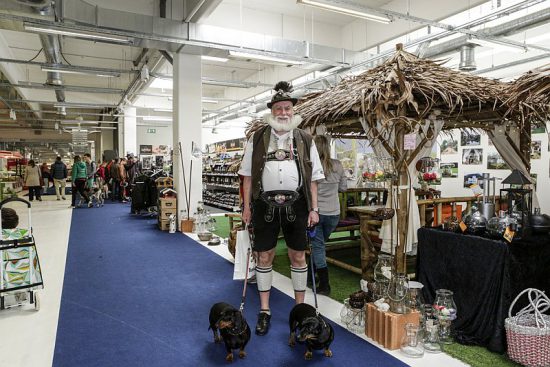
[417,227,550,353]
[346,205,385,280]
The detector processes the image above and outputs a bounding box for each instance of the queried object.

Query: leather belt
[260,190,300,208]
[266,149,292,161]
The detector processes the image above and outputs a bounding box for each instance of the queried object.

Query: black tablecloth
[416,227,550,353]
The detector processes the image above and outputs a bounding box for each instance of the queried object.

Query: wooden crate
[366,303,420,350]
[155,177,173,189]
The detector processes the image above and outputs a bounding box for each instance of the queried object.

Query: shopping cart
[0,198,43,311]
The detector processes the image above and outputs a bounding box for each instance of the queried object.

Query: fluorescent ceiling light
[229,50,304,65]
[467,37,527,53]
[24,23,133,44]
[202,99,219,104]
[41,65,120,78]
[202,78,251,88]
[153,108,173,112]
[297,0,391,24]
[150,78,173,90]
[142,116,172,121]
[201,55,229,63]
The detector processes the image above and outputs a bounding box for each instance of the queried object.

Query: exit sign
[147,128,156,133]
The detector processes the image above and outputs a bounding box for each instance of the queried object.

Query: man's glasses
[273,105,293,113]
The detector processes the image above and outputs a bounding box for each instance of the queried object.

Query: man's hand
[242,206,252,225]
[307,210,319,227]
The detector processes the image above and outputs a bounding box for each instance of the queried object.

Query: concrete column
[173,52,202,225]
[123,106,137,156]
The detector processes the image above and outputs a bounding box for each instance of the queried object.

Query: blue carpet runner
[53,202,409,367]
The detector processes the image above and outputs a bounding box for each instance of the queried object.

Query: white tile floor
[0,198,468,367]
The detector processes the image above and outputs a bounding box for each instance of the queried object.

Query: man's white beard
[263,113,302,132]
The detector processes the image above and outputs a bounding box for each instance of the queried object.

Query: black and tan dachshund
[288,303,334,360]
[209,302,251,363]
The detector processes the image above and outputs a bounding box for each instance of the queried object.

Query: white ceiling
[0,0,549,145]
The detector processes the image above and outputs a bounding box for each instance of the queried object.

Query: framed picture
[141,156,153,170]
[461,131,481,146]
[462,148,483,165]
[155,155,164,167]
[531,123,545,134]
[139,145,152,154]
[531,141,541,159]
[464,173,484,189]
[440,139,458,155]
[487,152,510,170]
[440,162,458,178]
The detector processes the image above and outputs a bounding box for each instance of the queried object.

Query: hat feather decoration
[274,81,293,94]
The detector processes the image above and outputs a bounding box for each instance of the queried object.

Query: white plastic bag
[233,228,255,280]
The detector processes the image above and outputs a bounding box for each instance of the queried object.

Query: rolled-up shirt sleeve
[310,141,325,181]
[238,136,253,177]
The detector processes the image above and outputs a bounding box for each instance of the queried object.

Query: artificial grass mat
[212,215,519,367]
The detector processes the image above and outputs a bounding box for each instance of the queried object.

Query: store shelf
[203,172,238,177]
[205,184,239,193]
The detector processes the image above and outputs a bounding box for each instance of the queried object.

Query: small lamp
[500,169,532,235]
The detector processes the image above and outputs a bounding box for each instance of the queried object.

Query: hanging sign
[404,133,416,150]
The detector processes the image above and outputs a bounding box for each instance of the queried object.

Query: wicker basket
[505,288,550,367]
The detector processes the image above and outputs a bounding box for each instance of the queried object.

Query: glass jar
[433,289,457,344]
[388,272,409,314]
[340,298,365,334]
[373,254,394,300]
[400,323,424,358]
[423,319,442,353]
[407,281,425,312]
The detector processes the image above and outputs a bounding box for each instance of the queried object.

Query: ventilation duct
[458,44,476,71]
[15,0,67,113]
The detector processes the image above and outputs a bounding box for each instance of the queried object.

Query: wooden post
[360,214,378,281]
[395,125,408,274]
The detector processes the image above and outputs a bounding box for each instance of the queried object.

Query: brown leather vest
[251,125,313,210]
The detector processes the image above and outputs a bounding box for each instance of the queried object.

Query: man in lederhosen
[239,81,325,336]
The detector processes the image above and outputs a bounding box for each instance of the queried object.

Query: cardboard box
[366,303,420,350]
[159,198,177,209]
[158,219,170,231]
[159,208,177,220]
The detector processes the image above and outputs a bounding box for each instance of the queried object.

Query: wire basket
[505,288,550,367]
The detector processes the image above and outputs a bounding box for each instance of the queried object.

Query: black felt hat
[267,81,298,109]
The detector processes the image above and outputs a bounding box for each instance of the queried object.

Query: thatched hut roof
[291,44,512,137]
[504,64,550,124]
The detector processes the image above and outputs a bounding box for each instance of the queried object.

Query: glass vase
[400,323,424,358]
[373,253,393,300]
[433,289,457,344]
[388,272,409,314]
[423,319,442,353]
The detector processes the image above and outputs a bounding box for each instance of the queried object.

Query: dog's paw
[324,348,333,358]
[304,351,313,360]
[288,337,296,347]
[225,353,234,363]
[238,350,247,359]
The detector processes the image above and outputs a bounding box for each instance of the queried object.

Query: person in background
[40,162,51,195]
[118,157,128,202]
[110,158,120,201]
[24,160,42,202]
[83,153,97,191]
[309,135,347,296]
[51,156,68,200]
[71,155,91,208]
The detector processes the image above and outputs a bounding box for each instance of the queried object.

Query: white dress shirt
[238,129,324,192]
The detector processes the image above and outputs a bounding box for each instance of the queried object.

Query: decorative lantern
[499,169,532,237]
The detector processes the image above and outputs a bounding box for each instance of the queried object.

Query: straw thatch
[504,64,550,124]
[293,45,513,137]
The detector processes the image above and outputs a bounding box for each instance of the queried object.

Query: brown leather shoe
[255,312,271,336]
